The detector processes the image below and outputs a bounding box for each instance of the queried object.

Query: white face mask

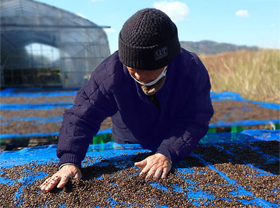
[130,66,167,87]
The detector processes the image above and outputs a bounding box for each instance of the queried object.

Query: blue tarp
[1,89,280,140]
[211,91,280,109]
[1,130,279,166]
[0,128,112,140]
[0,87,79,97]
[1,89,279,110]
[0,129,279,207]
[1,88,279,112]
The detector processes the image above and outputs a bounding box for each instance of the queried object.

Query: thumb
[134,159,147,167]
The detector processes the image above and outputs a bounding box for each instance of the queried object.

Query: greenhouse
[0,0,111,88]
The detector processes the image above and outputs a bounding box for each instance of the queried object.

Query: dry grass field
[200,49,280,104]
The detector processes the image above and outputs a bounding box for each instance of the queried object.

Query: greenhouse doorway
[1,43,62,88]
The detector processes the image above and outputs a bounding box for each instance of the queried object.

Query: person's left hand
[134,153,172,180]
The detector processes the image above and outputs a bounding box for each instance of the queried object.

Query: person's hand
[134,153,172,180]
[40,164,82,191]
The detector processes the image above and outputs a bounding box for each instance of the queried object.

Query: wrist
[59,163,80,170]
[166,156,173,165]
[155,153,173,165]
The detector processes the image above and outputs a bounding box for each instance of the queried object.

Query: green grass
[200,49,280,104]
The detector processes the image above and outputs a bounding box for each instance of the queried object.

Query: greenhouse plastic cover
[1,0,110,88]
[1,89,280,140]
[0,129,279,207]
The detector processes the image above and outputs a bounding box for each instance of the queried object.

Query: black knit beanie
[119,8,181,70]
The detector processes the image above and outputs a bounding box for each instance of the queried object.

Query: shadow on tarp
[0,130,279,207]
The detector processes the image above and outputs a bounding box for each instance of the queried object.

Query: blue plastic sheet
[209,91,280,127]
[0,103,73,110]
[0,116,62,125]
[1,89,279,111]
[0,87,79,97]
[1,89,280,140]
[0,130,279,207]
[211,91,279,110]
[1,130,278,167]
[241,129,280,141]
[209,119,280,128]
[0,128,112,140]
[211,91,246,101]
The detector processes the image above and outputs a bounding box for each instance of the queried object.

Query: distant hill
[180,40,259,55]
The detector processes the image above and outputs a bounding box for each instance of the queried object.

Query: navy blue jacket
[57,48,214,168]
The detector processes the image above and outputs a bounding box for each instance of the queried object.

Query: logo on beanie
[155,46,168,61]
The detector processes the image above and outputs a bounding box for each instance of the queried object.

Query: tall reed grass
[200,49,280,104]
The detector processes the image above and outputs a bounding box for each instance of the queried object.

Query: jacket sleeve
[156,56,214,164]
[57,72,117,168]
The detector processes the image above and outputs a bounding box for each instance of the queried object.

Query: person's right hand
[40,164,82,192]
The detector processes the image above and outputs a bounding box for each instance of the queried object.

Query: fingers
[135,159,151,178]
[40,164,81,192]
[56,175,71,189]
[145,166,157,179]
[40,175,62,191]
[135,154,172,180]
[56,168,81,189]
[134,159,146,167]
[161,167,169,179]
[154,167,163,180]
[144,164,166,180]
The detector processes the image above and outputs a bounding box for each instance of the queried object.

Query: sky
[35,0,279,54]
